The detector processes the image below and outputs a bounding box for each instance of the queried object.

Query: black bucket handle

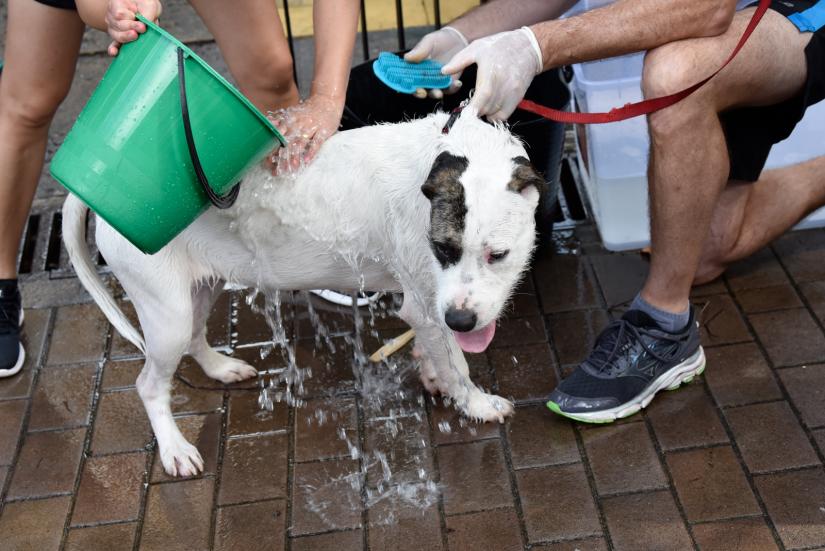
[176,47,240,209]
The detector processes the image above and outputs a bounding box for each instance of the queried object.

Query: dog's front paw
[159,437,204,477]
[202,355,259,384]
[463,391,515,424]
[420,374,441,395]
[417,355,446,396]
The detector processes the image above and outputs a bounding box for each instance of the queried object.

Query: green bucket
[50,15,285,254]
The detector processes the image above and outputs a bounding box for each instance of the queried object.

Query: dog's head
[421,110,543,353]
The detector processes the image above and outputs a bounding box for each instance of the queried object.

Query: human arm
[272,0,360,172]
[530,0,738,70]
[442,0,738,119]
[403,0,576,98]
[446,0,578,42]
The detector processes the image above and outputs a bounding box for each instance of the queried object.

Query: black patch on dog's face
[508,156,545,196]
[422,152,468,268]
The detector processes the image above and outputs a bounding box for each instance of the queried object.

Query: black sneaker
[546,308,704,423]
[0,282,24,378]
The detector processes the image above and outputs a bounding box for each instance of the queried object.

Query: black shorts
[34,0,77,10]
[725,0,825,181]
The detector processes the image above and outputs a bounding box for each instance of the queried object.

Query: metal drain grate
[17,197,107,280]
[552,155,589,230]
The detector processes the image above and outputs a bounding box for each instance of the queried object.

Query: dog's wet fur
[424,152,544,270]
[63,109,543,477]
[509,156,546,195]
[422,152,469,268]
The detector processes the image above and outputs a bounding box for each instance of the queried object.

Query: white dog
[62,109,543,477]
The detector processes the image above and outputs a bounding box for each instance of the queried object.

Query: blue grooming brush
[372,52,452,94]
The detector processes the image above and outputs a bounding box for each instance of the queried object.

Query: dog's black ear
[421,152,469,201]
[508,156,545,198]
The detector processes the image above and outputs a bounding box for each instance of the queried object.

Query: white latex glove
[441,27,543,121]
[403,26,468,99]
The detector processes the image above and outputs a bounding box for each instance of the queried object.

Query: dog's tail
[62,195,146,353]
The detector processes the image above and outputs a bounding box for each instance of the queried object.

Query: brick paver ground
[3,4,825,550]
[6,226,825,551]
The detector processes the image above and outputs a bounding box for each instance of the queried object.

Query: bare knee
[234,51,297,106]
[0,85,70,131]
[642,44,714,138]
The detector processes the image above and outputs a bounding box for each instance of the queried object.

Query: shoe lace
[588,319,682,375]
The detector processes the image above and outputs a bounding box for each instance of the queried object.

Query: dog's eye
[489,250,510,263]
[434,242,452,258]
[431,241,461,266]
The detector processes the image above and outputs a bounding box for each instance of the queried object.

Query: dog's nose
[445,307,477,332]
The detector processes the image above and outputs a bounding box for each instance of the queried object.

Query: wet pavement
[4,225,825,551]
[3,3,825,550]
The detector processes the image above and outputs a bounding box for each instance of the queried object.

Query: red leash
[517,0,771,124]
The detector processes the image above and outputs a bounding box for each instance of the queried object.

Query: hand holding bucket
[50,15,286,254]
[105,0,163,56]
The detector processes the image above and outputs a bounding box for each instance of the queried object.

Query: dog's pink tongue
[454,322,496,353]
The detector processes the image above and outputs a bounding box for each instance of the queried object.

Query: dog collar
[442,97,473,134]
[441,106,463,135]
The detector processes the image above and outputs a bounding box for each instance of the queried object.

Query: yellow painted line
[279,0,480,38]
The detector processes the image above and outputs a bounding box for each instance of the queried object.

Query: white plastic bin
[571,52,651,250]
[572,54,825,250]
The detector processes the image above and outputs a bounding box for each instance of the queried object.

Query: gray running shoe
[547,308,704,423]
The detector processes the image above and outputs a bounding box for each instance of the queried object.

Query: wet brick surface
[6,231,825,551]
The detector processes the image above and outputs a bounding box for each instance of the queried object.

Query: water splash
[248,289,308,409]
[228,169,496,530]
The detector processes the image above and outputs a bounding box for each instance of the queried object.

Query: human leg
[696,19,825,283]
[641,8,812,313]
[548,7,815,422]
[188,0,299,112]
[697,155,825,283]
[0,0,84,376]
[0,0,85,278]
